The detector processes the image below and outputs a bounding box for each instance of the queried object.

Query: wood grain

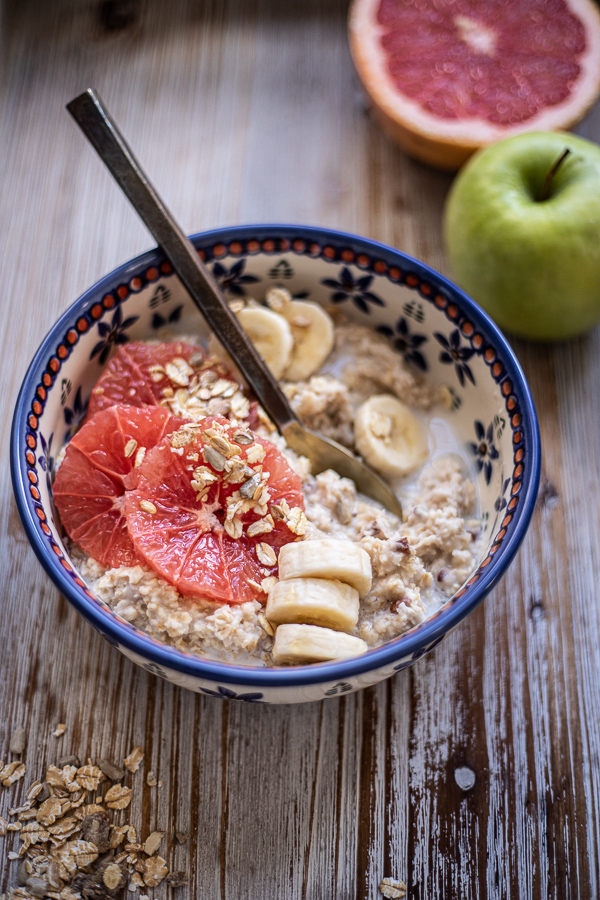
[1,1,600,896]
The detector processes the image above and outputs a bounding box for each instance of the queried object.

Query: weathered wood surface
[1,1,600,896]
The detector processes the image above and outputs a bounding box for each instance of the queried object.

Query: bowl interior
[13,225,540,686]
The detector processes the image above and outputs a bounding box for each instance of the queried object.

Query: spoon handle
[67,88,299,432]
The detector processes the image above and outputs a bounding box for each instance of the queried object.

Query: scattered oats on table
[142,831,164,856]
[104,784,132,810]
[0,748,187,893]
[123,746,144,773]
[0,762,26,787]
[137,854,168,887]
[52,724,66,738]
[379,876,407,898]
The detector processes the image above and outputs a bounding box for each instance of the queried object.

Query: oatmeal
[56,292,481,667]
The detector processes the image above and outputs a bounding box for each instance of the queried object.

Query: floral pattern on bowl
[11,225,541,704]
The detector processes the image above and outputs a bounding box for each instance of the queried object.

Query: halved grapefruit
[86,341,204,418]
[54,406,182,568]
[349,0,600,170]
[125,417,305,604]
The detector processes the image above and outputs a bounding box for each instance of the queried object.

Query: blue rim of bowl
[11,224,541,689]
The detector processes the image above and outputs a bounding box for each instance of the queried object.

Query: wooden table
[2,2,599,896]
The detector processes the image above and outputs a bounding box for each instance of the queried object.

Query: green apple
[443,131,600,341]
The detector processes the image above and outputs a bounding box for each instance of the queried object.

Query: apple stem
[539,148,571,202]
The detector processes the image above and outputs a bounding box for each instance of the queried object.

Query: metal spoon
[66,88,403,518]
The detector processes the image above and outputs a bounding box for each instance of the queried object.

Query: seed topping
[256,543,277,567]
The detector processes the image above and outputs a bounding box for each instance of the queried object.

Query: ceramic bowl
[11,225,540,704]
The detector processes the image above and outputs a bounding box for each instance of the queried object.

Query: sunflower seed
[17,859,31,885]
[232,430,253,445]
[166,871,189,887]
[239,474,261,500]
[37,783,51,804]
[203,446,226,471]
[56,756,80,769]
[97,759,125,782]
[269,503,285,521]
[25,876,47,897]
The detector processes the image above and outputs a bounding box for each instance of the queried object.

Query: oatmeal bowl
[11,224,540,704]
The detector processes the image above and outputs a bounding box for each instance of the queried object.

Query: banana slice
[272,623,368,665]
[278,539,372,597]
[354,394,428,477]
[266,577,359,632]
[282,301,334,381]
[236,306,294,380]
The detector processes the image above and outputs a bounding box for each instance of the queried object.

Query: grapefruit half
[125,417,305,604]
[349,0,600,170]
[54,406,182,568]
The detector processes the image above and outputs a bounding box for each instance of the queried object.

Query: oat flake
[123,746,144,774]
[105,784,132,810]
[379,877,407,898]
[139,854,168,887]
[0,762,26,786]
[142,831,164,856]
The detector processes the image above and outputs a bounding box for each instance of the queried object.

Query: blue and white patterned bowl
[11,225,541,704]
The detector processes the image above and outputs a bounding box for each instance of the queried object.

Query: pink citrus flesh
[86,341,203,418]
[125,417,305,604]
[54,406,182,568]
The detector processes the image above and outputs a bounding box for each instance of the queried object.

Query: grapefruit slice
[349,0,600,170]
[125,417,306,604]
[86,341,204,418]
[54,406,182,568]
